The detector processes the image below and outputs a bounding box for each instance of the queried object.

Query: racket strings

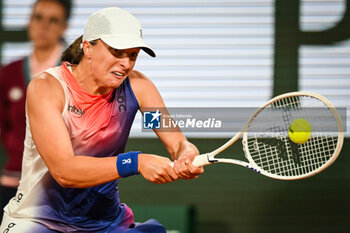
[300,134,337,167]
[245,95,340,178]
[248,135,338,177]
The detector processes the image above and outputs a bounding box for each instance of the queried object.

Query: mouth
[112,71,124,79]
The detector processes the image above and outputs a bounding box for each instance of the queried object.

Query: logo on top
[143,110,161,129]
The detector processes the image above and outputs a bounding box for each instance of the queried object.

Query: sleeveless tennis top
[4,62,139,232]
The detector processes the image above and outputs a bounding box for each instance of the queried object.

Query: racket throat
[192,153,217,167]
[208,155,219,163]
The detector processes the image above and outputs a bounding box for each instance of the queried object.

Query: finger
[192,164,204,173]
[173,159,187,178]
[173,160,181,175]
[167,167,179,181]
[160,166,178,183]
[166,162,179,180]
[188,163,204,175]
[154,175,168,184]
[178,159,192,178]
[184,157,197,176]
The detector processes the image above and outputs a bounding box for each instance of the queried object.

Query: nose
[39,17,51,29]
[119,57,133,70]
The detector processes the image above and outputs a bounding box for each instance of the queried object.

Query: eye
[107,48,121,57]
[129,52,138,61]
[48,17,61,25]
[114,50,124,58]
[33,14,43,22]
[110,49,138,61]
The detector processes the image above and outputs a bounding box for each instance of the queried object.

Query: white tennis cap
[82,7,156,57]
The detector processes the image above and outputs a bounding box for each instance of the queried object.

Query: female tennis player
[0,7,203,233]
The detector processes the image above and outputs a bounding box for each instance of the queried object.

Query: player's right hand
[138,154,179,184]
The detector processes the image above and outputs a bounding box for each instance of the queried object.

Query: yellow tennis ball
[288,119,312,144]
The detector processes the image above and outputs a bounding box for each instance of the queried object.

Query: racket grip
[192,153,211,167]
[169,153,211,168]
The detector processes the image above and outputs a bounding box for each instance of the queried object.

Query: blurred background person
[0,0,72,219]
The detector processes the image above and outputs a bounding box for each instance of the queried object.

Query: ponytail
[61,35,84,64]
[61,36,99,64]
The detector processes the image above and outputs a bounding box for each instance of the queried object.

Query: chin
[107,81,123,89]
[108,77,126,88]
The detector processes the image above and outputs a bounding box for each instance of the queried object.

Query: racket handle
[169,153,211,168]
[192,153,211,167]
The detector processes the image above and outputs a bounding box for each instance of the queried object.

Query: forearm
[172,139,199,161]
[54,152,178,187]
[52,155,119,188]
[155,130,188,161]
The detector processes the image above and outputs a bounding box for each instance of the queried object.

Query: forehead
[32,1,66,18]
[99,40,141,53]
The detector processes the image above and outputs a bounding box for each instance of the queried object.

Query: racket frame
[192,91,344,180]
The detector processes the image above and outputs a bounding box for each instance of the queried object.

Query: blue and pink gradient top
[5,62,140,232]
[62,62,138,158]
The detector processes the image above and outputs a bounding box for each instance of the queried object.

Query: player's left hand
[173,141,204,179]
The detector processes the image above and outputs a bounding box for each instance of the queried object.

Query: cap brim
[101,36,156,57]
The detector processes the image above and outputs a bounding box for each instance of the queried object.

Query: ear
[82,40,93,59]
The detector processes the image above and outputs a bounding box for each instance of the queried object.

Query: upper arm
[27,74,120,188]
[129,70,166,110]
[27,73,74,180]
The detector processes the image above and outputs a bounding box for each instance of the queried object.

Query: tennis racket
[191,91,344,180]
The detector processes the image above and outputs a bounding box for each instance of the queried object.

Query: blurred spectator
[0,0,72,219]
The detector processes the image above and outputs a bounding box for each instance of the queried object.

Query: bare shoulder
[128,69,158,94]
[128,70,165,109]
[129,70,154,86]
[27,72,65,109]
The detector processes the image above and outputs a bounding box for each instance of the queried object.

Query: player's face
[88,40,140,91]
[28,0,67,49]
